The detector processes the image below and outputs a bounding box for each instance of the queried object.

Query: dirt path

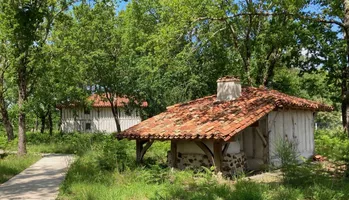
[245,170,283,183]
[0,154,74,200]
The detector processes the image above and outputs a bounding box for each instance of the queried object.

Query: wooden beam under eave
[213,141,223,173]
[170,140,177,168]
[195,141,214,165]
[140,141,154,161]
[222,142,230,157]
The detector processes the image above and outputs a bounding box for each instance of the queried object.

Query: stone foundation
[167,151,246,176]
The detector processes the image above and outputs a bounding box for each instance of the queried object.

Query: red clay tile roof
[116,87,332,141]
[88,94,148,107]
[57,94,148,108]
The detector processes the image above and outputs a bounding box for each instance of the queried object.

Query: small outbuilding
[117,77,332,175]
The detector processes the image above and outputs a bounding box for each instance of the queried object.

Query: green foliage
[274,138,300,169]
[3,130,349,200]
[315,128,349,162]
[97,138,132,172]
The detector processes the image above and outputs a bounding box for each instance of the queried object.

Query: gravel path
[0,154,74,200]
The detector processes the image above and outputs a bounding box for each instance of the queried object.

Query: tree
[0,0,74,155]
[54,1,137,133]
[115,0,303,119]
[280,1,349,133]
[0,41,14,141]
[177,0,349,134]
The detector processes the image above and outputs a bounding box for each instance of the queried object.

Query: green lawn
[0,154,41,183]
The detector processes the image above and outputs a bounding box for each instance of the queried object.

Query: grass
[0,154,41,183]
[1,129,349,199]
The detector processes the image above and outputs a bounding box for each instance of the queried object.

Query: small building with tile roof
[117,77,332,175]
[59,94,147,133]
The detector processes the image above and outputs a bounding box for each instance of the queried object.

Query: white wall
[177,140,241,154]
[61,107,141,133]
[268,110,315,165]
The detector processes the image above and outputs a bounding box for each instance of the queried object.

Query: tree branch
[194,12,345,29]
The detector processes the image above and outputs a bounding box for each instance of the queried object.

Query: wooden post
[136,140,143,163]
[213,141,223,173]
[136,140,153,163]
[252,128,256,158]
[170,140,177,168]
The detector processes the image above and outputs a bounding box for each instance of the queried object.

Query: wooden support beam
[195,141,214,165]
[213,141,223,173]
[252,128,256,158]
[136,140,153,163]
[222,142,230,157]
[136,140,143,163]
[255,127,267,147]
[170,141,177,168]
[140,141,154,160]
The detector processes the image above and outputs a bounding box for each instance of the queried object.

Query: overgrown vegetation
[315,128,349,162]
[1,129,349,199]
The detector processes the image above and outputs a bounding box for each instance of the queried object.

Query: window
[84,108,90,115]
[85,123,91,131]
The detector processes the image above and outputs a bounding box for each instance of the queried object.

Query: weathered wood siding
[61,107,141,133]
[268,110,315,165]
[242,116,268,170]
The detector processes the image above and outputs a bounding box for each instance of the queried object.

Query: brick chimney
[217,76,241,101]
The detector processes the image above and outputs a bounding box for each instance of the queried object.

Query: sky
[116,1,129,13]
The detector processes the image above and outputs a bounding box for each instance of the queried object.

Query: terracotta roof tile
[58,94,148,108]
[117,87,332,141]
[88,94,148,107]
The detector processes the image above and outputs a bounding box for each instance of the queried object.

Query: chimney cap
[217,76,240,83]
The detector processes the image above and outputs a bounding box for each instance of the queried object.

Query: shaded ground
[0,154,74,200]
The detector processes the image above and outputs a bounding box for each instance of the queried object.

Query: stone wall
[167,151,246,176]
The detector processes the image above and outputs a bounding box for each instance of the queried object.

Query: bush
[97,138,133,172]
[274,138,300,169]
[315,128,349,162]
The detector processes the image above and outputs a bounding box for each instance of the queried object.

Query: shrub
[97,138,133,172]
[315,128,349,161]
[274,138,300,168]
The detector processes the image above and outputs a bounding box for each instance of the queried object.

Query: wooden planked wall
[242,116,268,170]
[61,107,141,133]
[268,110,315,165]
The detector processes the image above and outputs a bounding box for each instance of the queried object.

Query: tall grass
[2,130,349,199]
[0,154,41,183]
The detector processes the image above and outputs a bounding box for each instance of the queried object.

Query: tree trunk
[35,115,39,132]
[58,108,62,132]
[343,0,349,135]
[40,114,46,134]
[0,88,14,142]
[0,105,14,142]
[111,104,122,133]
[0,67,14,141]
[48,109,53,136]
[105,92,122,134]
[17,66,27,156]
